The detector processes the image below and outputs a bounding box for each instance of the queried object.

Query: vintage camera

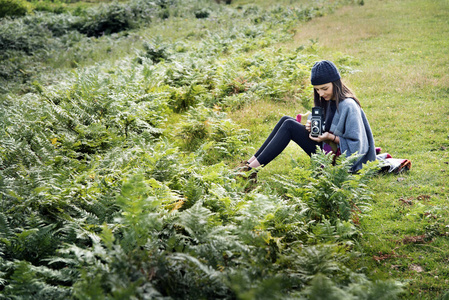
[310,106,324,137]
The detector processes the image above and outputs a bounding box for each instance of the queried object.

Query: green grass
[1,0,447,297]
[231,0,449,298]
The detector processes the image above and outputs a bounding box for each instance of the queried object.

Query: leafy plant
[275,151,380,224]
[77,3,135,37]
[140,37,170,63]
[0,0,406,299]
[194,8,210,19]
[0,0,32,18]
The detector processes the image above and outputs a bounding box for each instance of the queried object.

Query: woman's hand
[305,120,311,132]
[309,132,335,143]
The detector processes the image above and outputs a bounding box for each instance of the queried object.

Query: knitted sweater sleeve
[330,98,376,171]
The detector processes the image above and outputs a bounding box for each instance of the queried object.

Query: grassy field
[1,0,448,298]
[230,0,449,298]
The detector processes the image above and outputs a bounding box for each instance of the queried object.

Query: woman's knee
[279,115,292,123]
[278,116,297,127]
[283,118,310,140]
[283,118,303,129]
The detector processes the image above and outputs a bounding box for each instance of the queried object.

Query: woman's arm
[309,132,339,153]
[309,132,339,144]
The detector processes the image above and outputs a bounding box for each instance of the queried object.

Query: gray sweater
[329,98,376,172]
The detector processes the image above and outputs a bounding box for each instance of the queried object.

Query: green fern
[301,151,378,223]
[0,1,403,299]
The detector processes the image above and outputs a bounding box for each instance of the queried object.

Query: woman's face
[314,83,334,101]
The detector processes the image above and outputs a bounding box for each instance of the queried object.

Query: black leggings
[254,116,320,166]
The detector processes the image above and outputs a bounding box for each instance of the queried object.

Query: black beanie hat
[311,60,341,85]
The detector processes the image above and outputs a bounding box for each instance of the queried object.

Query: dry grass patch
[293,5,384,51]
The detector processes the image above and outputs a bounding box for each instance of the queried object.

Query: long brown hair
[313,79,361,110]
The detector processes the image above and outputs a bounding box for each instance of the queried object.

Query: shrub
[154,0,174,9]
[0,17,52,54]
[141,38,169,63]
[77,3,135,37]
[274,151,380,224]
[168,85,200,112]
[215,0,232,4]
[0,0,32,18]
[32,1,67,14]
[194,8,210,19]
[177,106,211,151]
